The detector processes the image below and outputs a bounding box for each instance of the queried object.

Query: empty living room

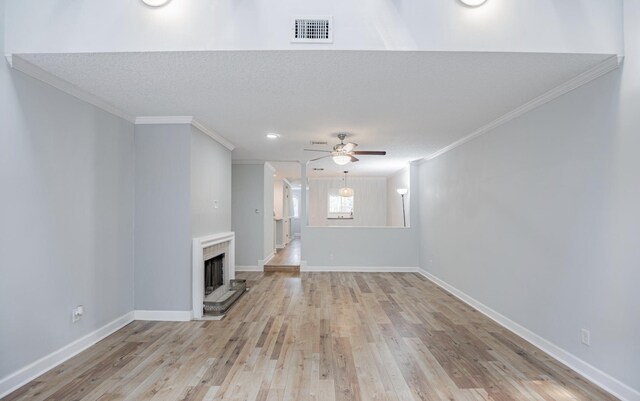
[1,1,639,400]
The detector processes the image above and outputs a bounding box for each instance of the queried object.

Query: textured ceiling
[18,51,612,178]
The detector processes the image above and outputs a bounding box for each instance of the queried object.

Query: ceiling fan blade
[304,149,331,153]
[309,155,331,162]
[350,155,359,162]
[352,151,386,156]
[342,142,358,153]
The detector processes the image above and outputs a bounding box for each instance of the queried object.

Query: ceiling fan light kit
[305,133,387,165]
[459,0,488,7]
[142,0,172,7]
[332,154,352,165]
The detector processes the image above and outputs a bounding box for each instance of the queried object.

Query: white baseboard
[133,310,192,322]
[417,268,640,401]
[235,265,262,272]
[301,266,419,273]
[0,311,135,399]
[258,252,275,270]
[265,252,275,263]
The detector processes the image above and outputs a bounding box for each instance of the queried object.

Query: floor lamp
[397,188,408,227]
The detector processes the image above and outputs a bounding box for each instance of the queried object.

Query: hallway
[265,238,301,270]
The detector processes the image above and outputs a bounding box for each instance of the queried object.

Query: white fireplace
[192,232,235,320]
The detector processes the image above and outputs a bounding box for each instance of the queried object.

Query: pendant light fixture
[142,0,172,7]
[339,171,354,197]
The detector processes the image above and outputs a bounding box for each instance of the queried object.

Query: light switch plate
[72,305,84,323]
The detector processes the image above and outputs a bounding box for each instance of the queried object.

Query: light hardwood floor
[264,239,300,272]
[3,272,617,401]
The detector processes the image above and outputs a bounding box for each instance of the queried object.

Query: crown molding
[8,54,236,151]
[265,162,276,173]
[9,52,621,164]
[191,119,235,151]
[421,55,622,163]
[135,116,235,151]
[308,176,386,180]
[9,55,136,123]
[232,160,267,165]
[134,116,193,125]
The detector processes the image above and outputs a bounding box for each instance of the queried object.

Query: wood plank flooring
[3,272,618,401]
[265,239,300,272]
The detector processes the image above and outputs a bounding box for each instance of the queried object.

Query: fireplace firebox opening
[204,254,224,297]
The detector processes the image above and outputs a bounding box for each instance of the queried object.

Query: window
[327,189,354,219]
[291,197,299,218]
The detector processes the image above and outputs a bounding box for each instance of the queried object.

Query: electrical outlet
[213,200,219,209]
[72,305,84,323]
[329,253,334,261]
[581,329,591,346]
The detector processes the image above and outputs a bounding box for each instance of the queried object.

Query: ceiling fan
[305,133,387,165]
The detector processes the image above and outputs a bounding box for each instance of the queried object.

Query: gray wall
[302,163,420,267]
[273,180,284,219]
[302,227,418,267]
[190,127,232,238]
[134,124,191,311]
[263,165,274,260]
[232,164,265,267]
[0,0,135,379]
[418,4,640,392]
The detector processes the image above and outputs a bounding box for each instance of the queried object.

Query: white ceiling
[17,51,612,179]
[268,162,302,184]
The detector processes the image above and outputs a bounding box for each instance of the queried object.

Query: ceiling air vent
[310,141,328,145]
[313,168,325,171]
[291,16,333,43]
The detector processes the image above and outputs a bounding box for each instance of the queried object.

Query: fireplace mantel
[192,232,235,320]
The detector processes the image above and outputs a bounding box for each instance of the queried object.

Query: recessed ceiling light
[459,0,488,7]
[266,133,280,139]
[142,0,172,7]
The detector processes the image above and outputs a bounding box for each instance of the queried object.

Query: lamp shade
[459,0,487,6]
[332,154,351,165]
[340,171,354,197]
[397,188,408,195]
[142,0,172,6]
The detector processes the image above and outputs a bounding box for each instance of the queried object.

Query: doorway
[265,161,302,272]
